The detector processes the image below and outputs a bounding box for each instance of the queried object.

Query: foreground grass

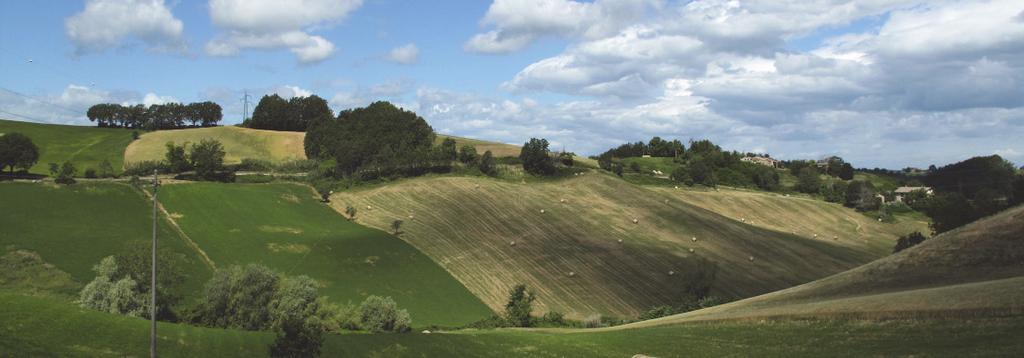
[0,119,134,175]
[157,182,491,327]
[0,182,211,300]
[2,291,1022,357]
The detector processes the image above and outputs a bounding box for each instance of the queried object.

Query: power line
[0,86,90,115]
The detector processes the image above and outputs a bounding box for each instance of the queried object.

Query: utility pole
[150,169,159,358]
[241,90,252,123]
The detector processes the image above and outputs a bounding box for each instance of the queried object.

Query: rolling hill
[156,182,492,326]
[124,126,306,165]
[623,204,1024,327]
[331,172,904,319]
[0,119,135,175]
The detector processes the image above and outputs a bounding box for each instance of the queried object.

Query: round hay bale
[668,270,675,276]
[617,239,623,244]
[691,236,697,242]
[560,198,567,203]
[664,199,669,204]
[833,236,839,240]
[748,256,755,262]
[408,215,414,219]
[568,271,576,277]
[422,330,431,334]
[632,218,639,224]
[813,234,818,238]
[540,209,546,214]
[366,205,373,210]
[510,241,516,246]
[674,186,679,189]
[688,248,695,253]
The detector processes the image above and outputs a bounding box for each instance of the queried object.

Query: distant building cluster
[741,156,781,168]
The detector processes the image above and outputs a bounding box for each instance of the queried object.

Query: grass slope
[0,182,211,300]
[157,182,491,326]
[124,126,306,165]
[631,205,1024,326]
[332,173,890,319]
[436,134,522,158]
[3,291,1022,357]
[0,119,134,175]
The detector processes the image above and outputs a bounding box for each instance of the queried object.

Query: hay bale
[366,205,373,210]
[510,241,516,246]
[422,330,431,334]
[668,270,675,276]
[664,199,669,204]
[688,248,695,253]
[691,237,697,242]
[674,186,679,189]
[632,218,639,224]
[748,256,755,262]
[540,209,546,214]
[568,271,576,277]
[560,198,567,203]
[617,239,623,244]
[833,236,839,240]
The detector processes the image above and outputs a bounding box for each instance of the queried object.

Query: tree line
[86,102,222,129]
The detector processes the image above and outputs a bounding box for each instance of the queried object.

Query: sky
[1,0,1022,169]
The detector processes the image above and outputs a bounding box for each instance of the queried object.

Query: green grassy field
[3,291,1022,357]
[156,182,491,327]
[0,182,211,301]
[124,126,306,165]
[0,119,135,175]
[333,172,894,320]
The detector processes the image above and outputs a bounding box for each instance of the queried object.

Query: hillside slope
[124,126,306,165]
[0,119,134,175]
[627,205,1024,326]
[157,182,492,326]
[332,173,891,319]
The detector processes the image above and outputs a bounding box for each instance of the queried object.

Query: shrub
[358,295,411,333]
[629,161,641,173]
[84,168,97,178]
[236,158,274,172]
[190,138,226,180]
[78,256,148,317]
[893,231,928,253]
[123,160,167,177]
[165,142,191,173]
[52,161,77,184]
[458,145,479,164]
[98,159,115,178]
[479,150,497,176]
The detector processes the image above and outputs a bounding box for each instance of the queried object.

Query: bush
[358,295,411,333]
[190,138,226,180]
[479,150,497,176]
[77,256,148,317]
[84,168,97,178]
[50,161,77,184]
[98,159,115,178]
[796,167,821,194]
[236,158,274,172]
[458,145,478,164]
[123,160,167,177]
[165,142,191,173]
[893,231,928,253]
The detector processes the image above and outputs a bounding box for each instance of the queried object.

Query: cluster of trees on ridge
[596,137,782,191]
[86,102,222,129]
[243,94,333,131]
[78,248,413,357]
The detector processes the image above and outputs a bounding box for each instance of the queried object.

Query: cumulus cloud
[442,0,1024,167]
[384,44,420,64]
[206,0,363,63]
[65,0,185,54]
[465,0,655,53]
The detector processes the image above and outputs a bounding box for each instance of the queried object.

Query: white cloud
[465,0,655,53]
[271,85,313,99]
[65,0,185,54]
[384,44,420,64]
[206,0,363,63]
[139,93,178,106]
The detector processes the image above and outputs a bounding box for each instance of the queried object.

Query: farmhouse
[741,156,781,168]
[893,186,934,203]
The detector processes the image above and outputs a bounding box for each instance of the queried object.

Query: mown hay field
[333,173,890,320]
[124,126,306,165]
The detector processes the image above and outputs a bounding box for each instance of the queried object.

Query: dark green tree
[519,138,555,176]
[54,161,77,184]
[269,316,324,358]
[844,180,879,211]
[924,193,978,234]
[190,138,226,180]
[0,132,39,174]
[796,167,821,194]
[504,284,535,327]
[458,145,478,164]
[114,241,187,320]
[838,163,855,180]
[165,142,191,173]
[479,150,497,176]
[250,94,291,130]
[439,138,458,161]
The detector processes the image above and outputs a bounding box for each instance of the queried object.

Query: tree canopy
[87,101,222,129]
[0,132,39,174]
[248,94,332,132]
[519,138,555,176]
